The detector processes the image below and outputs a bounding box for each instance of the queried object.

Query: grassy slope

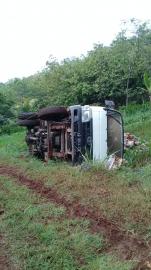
[1,103,151,269]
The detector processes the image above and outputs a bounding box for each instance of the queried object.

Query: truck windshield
[107,109,124,158]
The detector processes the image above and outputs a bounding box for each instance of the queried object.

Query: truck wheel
[18,112,38,120]
[17,119,40,127]
[38,106,68,120]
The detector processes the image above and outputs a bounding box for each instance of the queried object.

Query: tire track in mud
[0,164,149,261]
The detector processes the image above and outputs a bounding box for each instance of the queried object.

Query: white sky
[0,0,151,83]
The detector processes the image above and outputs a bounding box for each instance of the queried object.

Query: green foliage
[0,92,17,134]
[0,93,14,121]
[0,121,21,135]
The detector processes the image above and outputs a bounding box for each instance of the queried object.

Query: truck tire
[18,112,38,120]
[17,119,40,127]
[38,106,68,120]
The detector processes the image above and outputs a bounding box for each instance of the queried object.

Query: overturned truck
[18,105,124,164]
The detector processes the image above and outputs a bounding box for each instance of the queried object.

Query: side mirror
[105,100,115,109]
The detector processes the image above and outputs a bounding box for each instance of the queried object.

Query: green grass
[120,102,151,167]
[120,102,151,127]
[0,176,133,270]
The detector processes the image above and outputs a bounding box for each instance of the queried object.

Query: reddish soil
[0,164,150,261]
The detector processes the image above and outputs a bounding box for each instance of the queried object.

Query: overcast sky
[0,0,150,82]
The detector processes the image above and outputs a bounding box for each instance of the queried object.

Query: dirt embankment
[0,164,150,262]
